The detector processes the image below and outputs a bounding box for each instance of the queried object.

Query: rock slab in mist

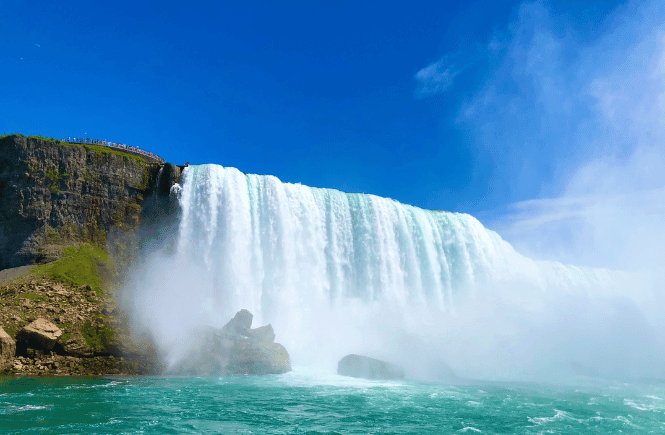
[172,309,291,376]
[0,326,16,370]
[16,318,62,350]
[247,324,276,344]
[223,309,253,335]
[337,354,405,380]
[227,340,291,375]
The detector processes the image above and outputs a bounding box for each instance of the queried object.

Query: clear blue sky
[2,0,664,268]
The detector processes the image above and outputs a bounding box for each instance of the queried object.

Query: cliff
[0,134,179,376]
[0,134,161,269]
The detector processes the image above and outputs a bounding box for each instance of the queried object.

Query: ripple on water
[0,374,664,434]
[1,405,48,414]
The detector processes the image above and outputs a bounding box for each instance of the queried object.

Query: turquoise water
[2,370,665,434]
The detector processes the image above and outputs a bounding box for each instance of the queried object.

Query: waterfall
[131,164,645,378]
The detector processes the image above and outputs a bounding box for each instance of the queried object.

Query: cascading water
[129,164,655,380]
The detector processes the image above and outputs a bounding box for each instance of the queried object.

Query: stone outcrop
[0,275,161,376]
[0,135,161,269]
[247,324,276,344]
[155,163,181,196]
[0,326,16,370]
[61,330,94,357]
[16,318,62,350]
[172,309,291,376]
[337,354,405,380]
[223,309,253,334]
[226,339,291,375]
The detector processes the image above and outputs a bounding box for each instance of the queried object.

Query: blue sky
[2,0,664,269]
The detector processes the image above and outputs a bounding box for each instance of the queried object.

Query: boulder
[227,341,291,375]
[0,326,16,370]
[61,330,93,357]
[16,318,62,350]
[247,324,275,344]
[222,309,253,336]
[337,354,405,380]
[171,309,291,376]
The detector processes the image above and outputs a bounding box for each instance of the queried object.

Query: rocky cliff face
[0,135,161,269]
[0,274,161,376]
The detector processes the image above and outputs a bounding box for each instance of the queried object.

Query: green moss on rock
[81,320,115,353]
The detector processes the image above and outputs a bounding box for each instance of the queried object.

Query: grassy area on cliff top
[26,244,112,296]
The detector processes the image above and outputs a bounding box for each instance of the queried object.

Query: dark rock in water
[171,309,291,376]
[227,340,291,375]
[337,354,405,380]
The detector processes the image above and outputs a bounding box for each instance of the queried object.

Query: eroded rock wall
[0,135,161,269]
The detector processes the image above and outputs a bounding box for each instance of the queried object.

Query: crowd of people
[65,137,165,163]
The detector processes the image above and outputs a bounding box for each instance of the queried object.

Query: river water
[2,370,665,434]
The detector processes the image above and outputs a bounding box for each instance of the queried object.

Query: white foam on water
[276,365,408,389]
[624,397,665,412]
[528,409,583,426]
[2,404,48,414]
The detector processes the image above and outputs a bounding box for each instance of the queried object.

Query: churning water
[2,373,665,434]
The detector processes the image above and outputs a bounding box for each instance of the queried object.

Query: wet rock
[172,309,291,376]
[247,324,275,344]
[337,354,405,380]
[222,309,253,335]
[16,318,62,350]
[227,340,290,375]
[156,163,181,195]
[0,326,16,370]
